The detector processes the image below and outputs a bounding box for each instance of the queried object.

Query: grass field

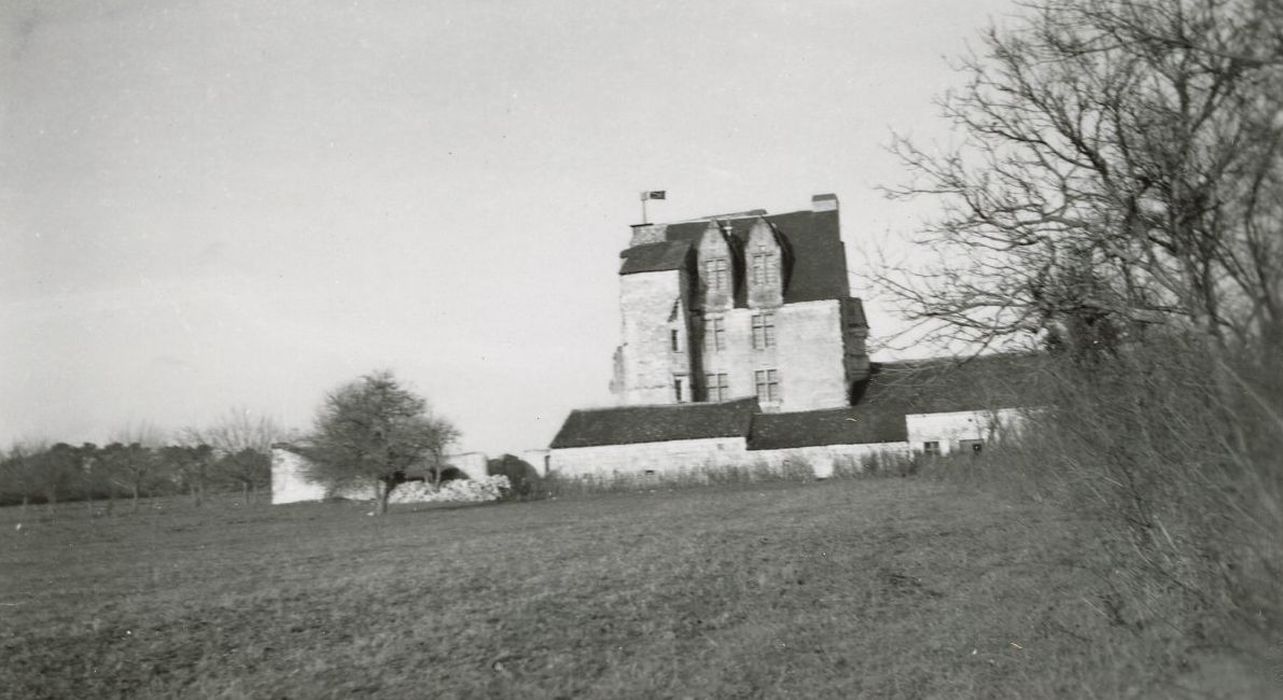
[0,479,1270,698]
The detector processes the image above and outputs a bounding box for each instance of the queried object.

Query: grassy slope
[0,481,1225,698]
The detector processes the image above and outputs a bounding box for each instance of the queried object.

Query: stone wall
[618,269,692,405]
[774,300,848,411]
[749,441,911,478]
[549,436,749,478]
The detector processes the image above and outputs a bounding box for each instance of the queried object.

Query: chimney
[629,223,668,246]
[811,193,839,212]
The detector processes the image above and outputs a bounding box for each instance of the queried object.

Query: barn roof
[619,208,850,305]
[857,353,1049,415]
[748,405,907,450]
[549,397,759,449]
[747,354,1046,449]
[548,354,1047,451]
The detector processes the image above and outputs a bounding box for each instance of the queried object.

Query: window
[704,258,728,292]
[670,329,681,352]
[754,369,779,403]
[705,373,729,401]
[751,313,776,349]
[751,248,777,285]
[923,441,941,456]
[705,317,725,352]
[673,377,685,403]
[959,439,983,455]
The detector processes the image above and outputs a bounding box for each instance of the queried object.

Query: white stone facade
[905,408,1026,455]
[613,196,868,413]
[550,437,750,479]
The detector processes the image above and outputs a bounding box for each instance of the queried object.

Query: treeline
[0,410,280,511]
[0,441,268,510]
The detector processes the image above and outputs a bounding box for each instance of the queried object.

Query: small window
[752,313,776,349]
[644,469,656,477]
[751,249,777,285]
[674,377,685,403]
[923,441,941,456]
[704,258,728,292]
[670,329,681,352]
[705,317,725,352]
[959,439,983,455]
[705,372,729,402]
[754,369,779,403]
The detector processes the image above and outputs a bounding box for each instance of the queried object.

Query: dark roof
[550,354,1048,451]
[748,405,906,450]
[748,353,1048,450]
[549,397,759,449]
[858,353,1049,415]
[619,208,850,305]
[618,240,692,274]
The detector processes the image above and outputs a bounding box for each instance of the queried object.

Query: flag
[641,190,666,200]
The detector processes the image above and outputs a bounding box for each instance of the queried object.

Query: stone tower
[611,194,869,412]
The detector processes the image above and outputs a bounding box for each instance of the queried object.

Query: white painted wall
[270,447,371,504]
[905,408,1025,455]
[447,452,488,481]
[517,449,552,475]
[550,436,749,478]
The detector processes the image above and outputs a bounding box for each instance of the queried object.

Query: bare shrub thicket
[880,0,1283,654]
[924,342,1281,649]
[541,459,818,497]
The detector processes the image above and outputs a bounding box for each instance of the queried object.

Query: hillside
[0,481,1267,697]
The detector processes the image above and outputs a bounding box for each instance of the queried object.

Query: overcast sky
[2,0,1016,456]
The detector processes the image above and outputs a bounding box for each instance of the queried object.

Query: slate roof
[549,397,759,449]
[747,354,1047,450]
[856,353,1049,415]
[619,208,850,306]
[748,405,907,450]
[618,240,693,274]
[548,354,1047,451]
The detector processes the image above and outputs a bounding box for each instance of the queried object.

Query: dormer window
[746,219,783,308]
[704,258,728,292]
[751,245,778,285]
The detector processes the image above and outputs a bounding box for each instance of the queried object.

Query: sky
[1,0,1018,456]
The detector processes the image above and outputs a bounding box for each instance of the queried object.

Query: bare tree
[181,408,280,503]
[100,425,167,513]
[303,370,459,515]
[882,0,1283,357]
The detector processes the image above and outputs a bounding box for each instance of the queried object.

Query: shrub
[924,337,1282,650]
[486,454,542,499]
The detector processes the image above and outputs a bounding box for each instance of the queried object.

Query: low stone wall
[749,441,911,478]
